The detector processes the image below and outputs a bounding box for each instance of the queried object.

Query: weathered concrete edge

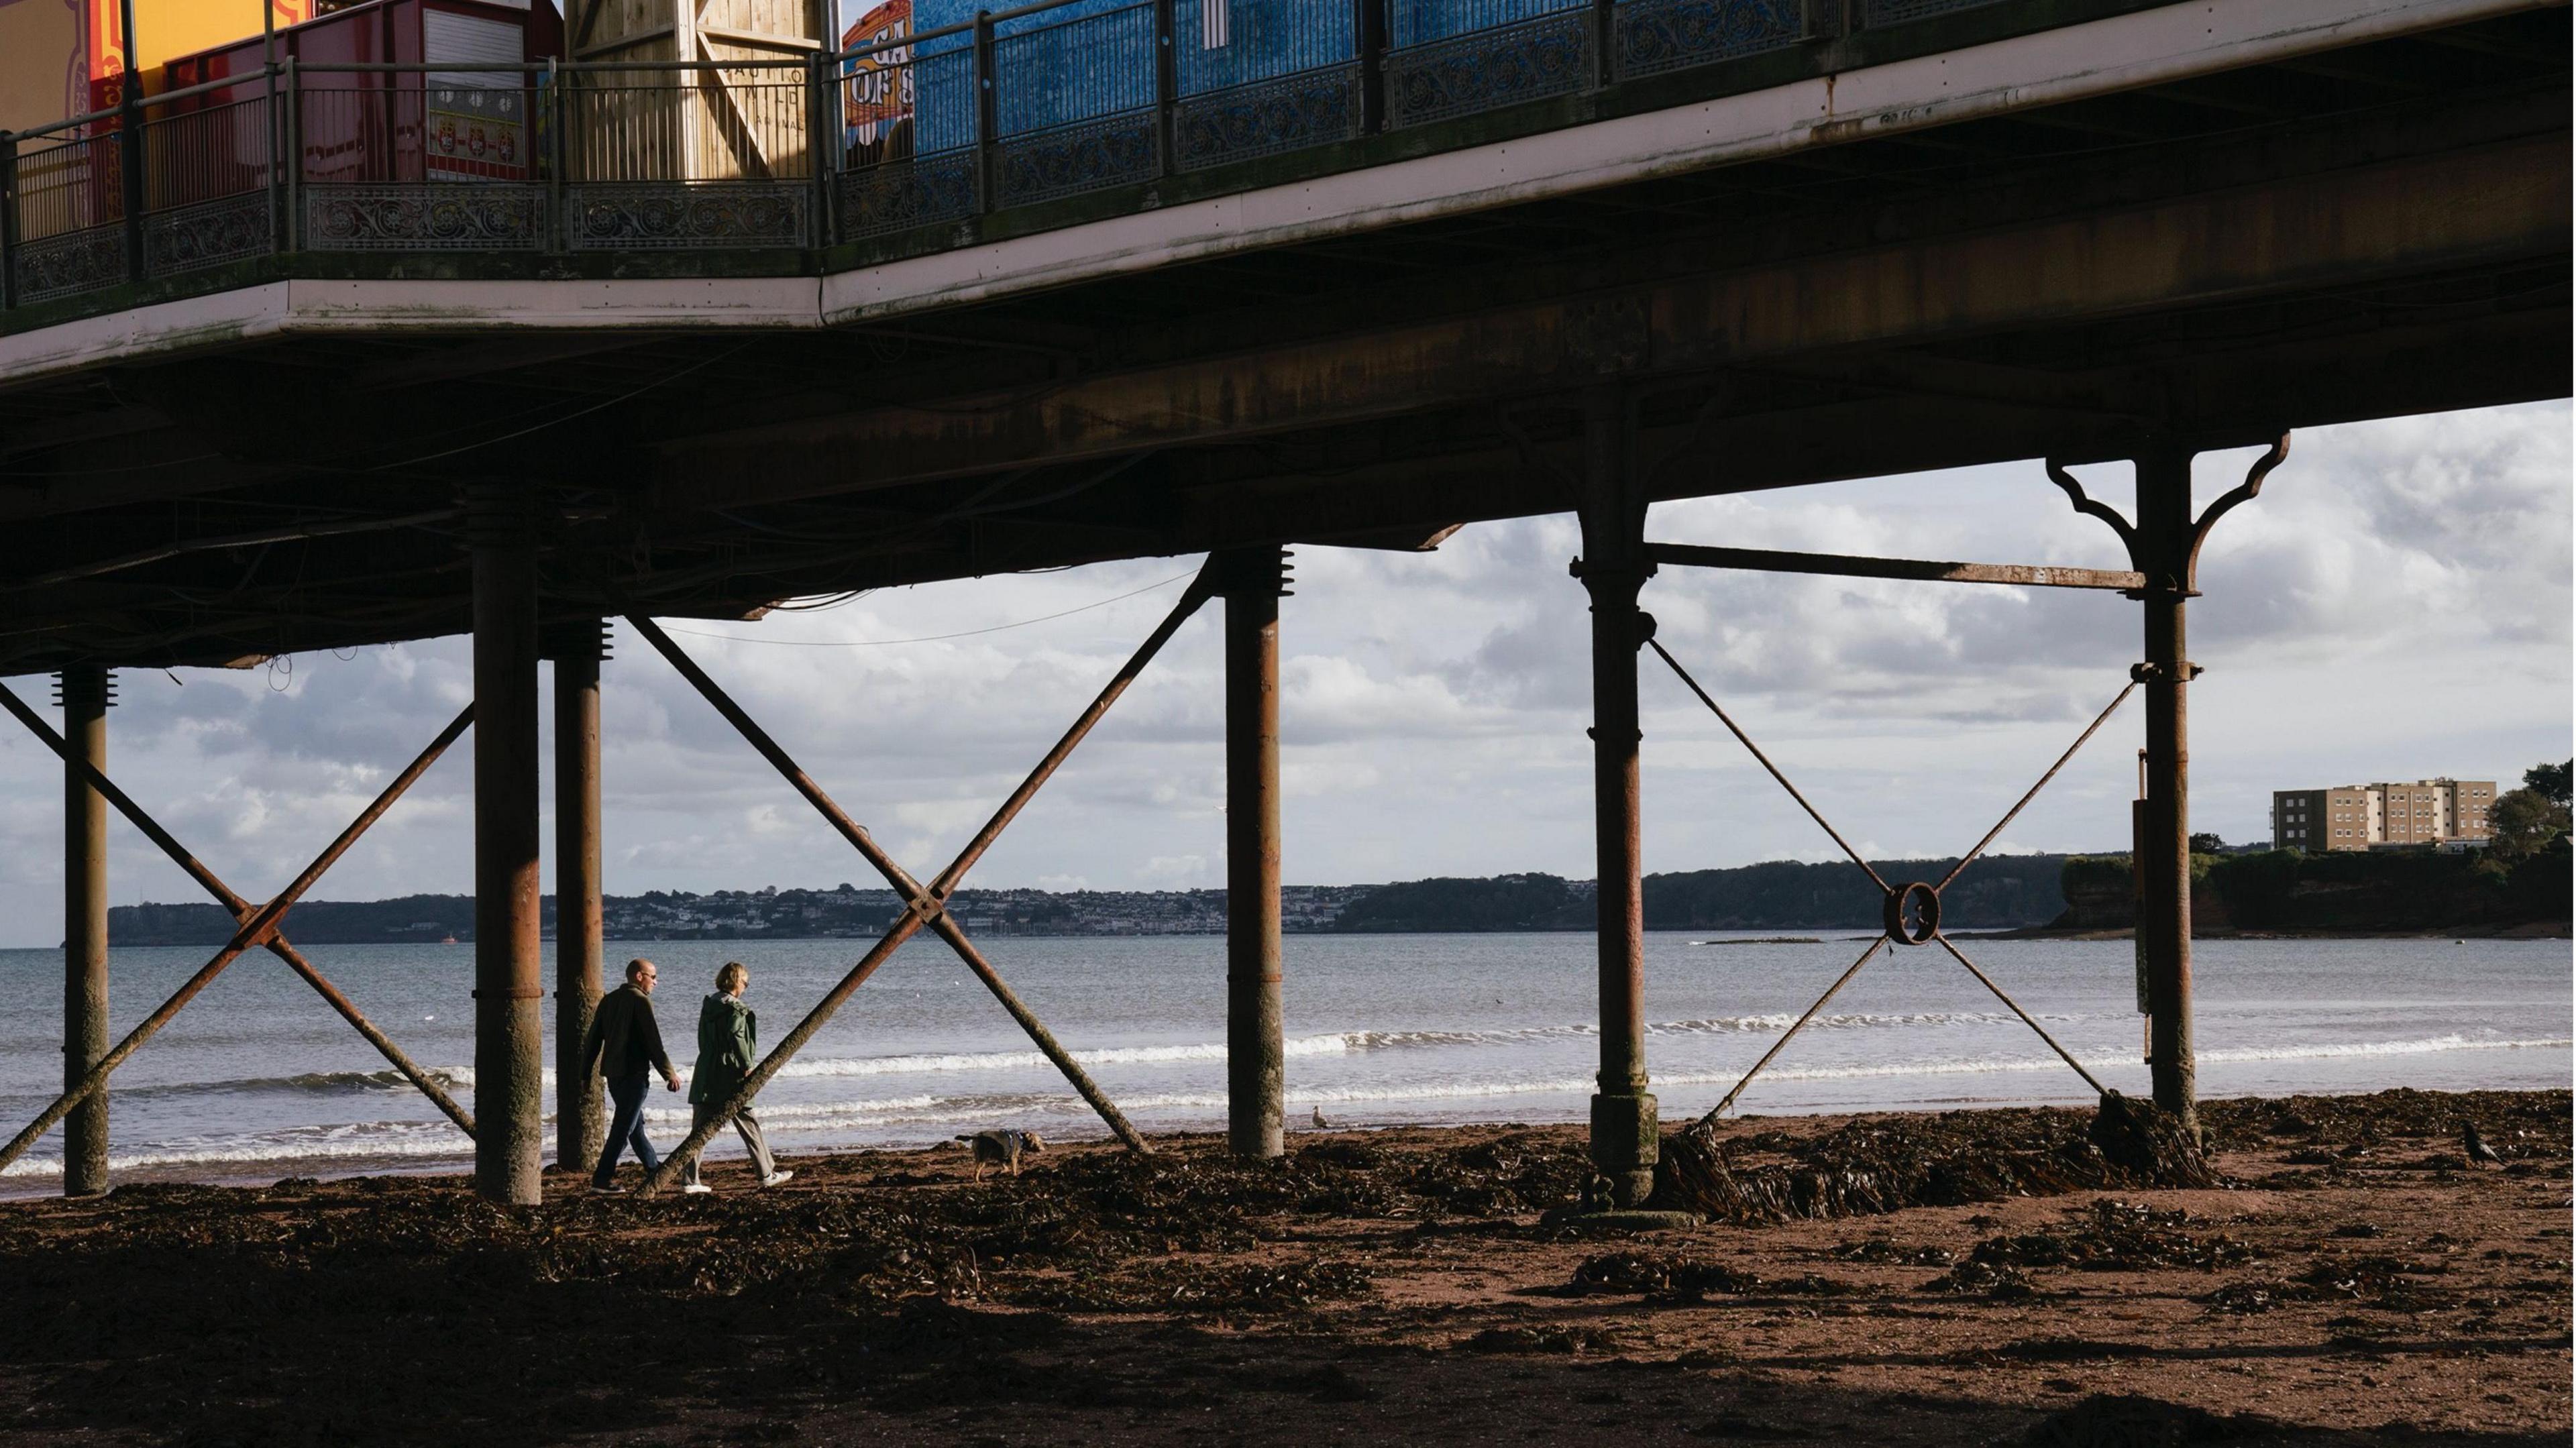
[817,0,2544,323]
[0,277,826,390]
[0,0,2541,387]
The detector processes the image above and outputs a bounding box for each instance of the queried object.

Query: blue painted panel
[898,0,1357,148]
[1175,0,1354,96]
[1391,0,1583,48]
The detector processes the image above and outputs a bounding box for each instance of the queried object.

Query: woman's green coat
[689,992,757,1107]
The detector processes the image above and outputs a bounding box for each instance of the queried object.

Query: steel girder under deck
[0,5,2564,677]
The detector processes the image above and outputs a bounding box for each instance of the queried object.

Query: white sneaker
[680,1182,713,1195]
[759,1169,794,1188]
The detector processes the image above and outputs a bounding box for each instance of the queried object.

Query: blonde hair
[717,962,749,994]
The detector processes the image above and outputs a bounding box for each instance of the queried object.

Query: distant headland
[98,841,2565,946]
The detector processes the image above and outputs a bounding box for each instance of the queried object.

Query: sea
[0,932,2565,1194]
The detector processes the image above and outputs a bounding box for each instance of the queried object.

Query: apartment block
[2270,777,2496,851]
[2271,786,2376,852]
[2445,779,2498,839]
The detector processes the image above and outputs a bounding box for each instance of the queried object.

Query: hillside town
[598,883,1371,939]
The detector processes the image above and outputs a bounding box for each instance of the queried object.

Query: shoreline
[49,922,2573,950]
[0,1078,2558,1201]
[0,1088,2563,1445]
[1976,920,2573,942]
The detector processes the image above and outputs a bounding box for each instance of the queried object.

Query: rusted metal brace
[1652,643,2139,1120]
[1644,636,1890,894]
[1933,933,2109,1097]
[0,685,476,1141]
[0,704,476,1177]
[630,573,1216,1190]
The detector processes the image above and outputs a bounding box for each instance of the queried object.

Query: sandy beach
[0,1087,2563,1447]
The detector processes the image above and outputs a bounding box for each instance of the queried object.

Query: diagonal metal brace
[1649,640,2137,1116]
[0,704,475,1177]
[632,572,1216,1190]
[1933,932,2108,1097]
[0,684,476,1140]
[1645,637,1889,894]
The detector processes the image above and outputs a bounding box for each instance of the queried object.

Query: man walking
[582,957,681,1194]
[682,962,793,1193]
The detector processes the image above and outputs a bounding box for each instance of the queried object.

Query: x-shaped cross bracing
[0,691,476,1178]
[1646,641,2131,1123]
[1640,437,2292,1123]
[625,565,1222,1193]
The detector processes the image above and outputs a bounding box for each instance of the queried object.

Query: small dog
[959,1129,1045,1182]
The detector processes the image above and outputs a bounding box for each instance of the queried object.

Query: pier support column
[471,484,545,1205]
[58,665,111,1198]
[548,620,608,1175]
[1218,547,1289,1158]
[2135,445,2198,1133]
[1576,388,1657,1207]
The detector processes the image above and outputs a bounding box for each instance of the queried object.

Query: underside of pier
[0,3,2565,675]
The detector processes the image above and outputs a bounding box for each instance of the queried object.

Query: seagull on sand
[2462,1122,2503,1168]
[1311,1107,1332,1131]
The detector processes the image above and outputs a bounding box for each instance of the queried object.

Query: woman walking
[682,962,793,1194]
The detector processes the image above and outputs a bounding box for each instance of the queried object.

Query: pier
[0,0,2566,1204]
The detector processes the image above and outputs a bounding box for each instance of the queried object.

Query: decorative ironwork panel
[305,184,547,252]
[1615,0,1801,80]
[838,151,981,241]
[145,192,274,278]
[1175,64,1364,172]
[1861,0,2005,25]
[1385,9,1592,131]
[994,111,1160,209]
[568,182,814,252]
[14,225,129,305]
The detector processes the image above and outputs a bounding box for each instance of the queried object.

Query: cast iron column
[2135,446,2197,1131]
[1576,388,1656,1207]
[549,621,607,1175]
[471,484,545,1205]
[58,666,111,1197]
[1218,547,1289,1158]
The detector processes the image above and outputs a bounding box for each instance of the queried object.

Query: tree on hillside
[2482,766,2572,872]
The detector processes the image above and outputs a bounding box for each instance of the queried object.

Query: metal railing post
[1593,0,1618,89]
[545,57,565,254]
[974,9,998,214]
[265,62,284,254]
[1,131,18,310]
[809,52,835,247]
[282,56,301,252]
[119,68,146,281]
[1357,0,1386,134]
[1154,0,1177,177]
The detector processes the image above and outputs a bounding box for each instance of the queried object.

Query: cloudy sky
[0,402,2565,947]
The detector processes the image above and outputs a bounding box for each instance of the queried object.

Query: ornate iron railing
[1,0,2015,313]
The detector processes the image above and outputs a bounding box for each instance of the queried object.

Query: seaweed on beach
[1649,1096,2216,1225]
[1568,1251,1766,1298]
[2198,1088,2572,1159]
[1968,1201,2258,1274]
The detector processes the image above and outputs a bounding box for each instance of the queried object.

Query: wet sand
[0,1088,2563,1446]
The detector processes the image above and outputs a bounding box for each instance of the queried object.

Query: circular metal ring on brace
[1882,881,1941,946]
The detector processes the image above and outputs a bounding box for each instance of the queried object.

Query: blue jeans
[593,1071,659,1186]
